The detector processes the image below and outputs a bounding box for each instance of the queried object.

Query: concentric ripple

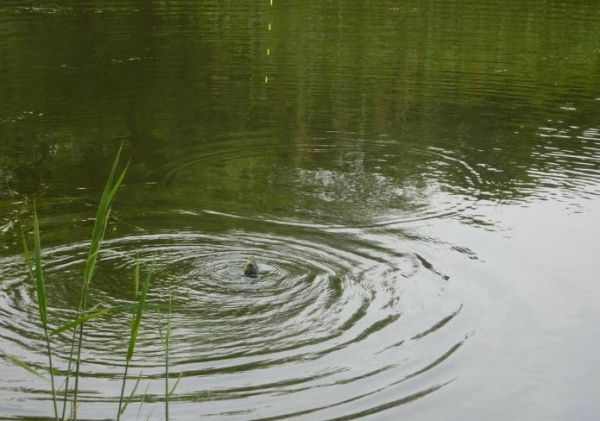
[0,229,465,419]
[159,133,481,228]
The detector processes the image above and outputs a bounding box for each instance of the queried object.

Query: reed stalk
[117,265,151,420]
[163,285,172,421]
[159,288,181,421]
[21,202,58,420]
[62,147,128,420]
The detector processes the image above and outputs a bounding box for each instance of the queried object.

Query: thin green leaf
[145,407,156,421]
[119,370,143,415]
[84,157,129,287]
[26,201,48,327]
[21,229,33,274]
[22,205,59,420]
[165,306,171,350]
[157,308,171,348]
[137,382,151,420]
[168,372,182,397]
[163,285,173,421]
[133,260,140,298]
[118,265,152,421]
[158,310,165,346]
[127,270,151,361]
[71,147,128,421]
[3,353,46,380]
[51,304,139,336]
[53,303,168,337]
[83,146,126,284]
[32,204,46,312]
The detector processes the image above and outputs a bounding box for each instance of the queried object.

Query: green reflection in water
[0,0,598,203]
[0,1,599,420]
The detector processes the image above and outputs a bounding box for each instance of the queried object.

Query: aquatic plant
[19,148,179,419]
[21,202,59,420]
[159,283,181,421]
[117,262,152,420]
[65,146,128,419]
[20,147,127,419]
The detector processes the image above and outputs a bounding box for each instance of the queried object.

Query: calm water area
[1,1,599,420]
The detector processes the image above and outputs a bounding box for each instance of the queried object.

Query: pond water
[1,1,599,420]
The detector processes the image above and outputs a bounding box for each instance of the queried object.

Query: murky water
[1,1,599,420]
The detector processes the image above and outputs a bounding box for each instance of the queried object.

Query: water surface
[0,1,599,420]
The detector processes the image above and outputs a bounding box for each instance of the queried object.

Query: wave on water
[159,134,482,229]
[0,228,466,419]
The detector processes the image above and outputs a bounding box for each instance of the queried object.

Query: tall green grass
[159,283,180,421]
[164,289,172,421]
[67,146,128,419]
[21,147,128,420]
[21,203,58,420]
[21,148,179,419]
[117,262,151,420]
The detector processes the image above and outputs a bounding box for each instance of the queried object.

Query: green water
[1,1,599,420]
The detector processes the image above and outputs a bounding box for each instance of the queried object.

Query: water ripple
[159,134,481,228]
[0,228,465,418]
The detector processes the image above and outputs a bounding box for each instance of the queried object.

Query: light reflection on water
[0,0,599,419]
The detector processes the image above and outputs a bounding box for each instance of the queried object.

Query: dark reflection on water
[0,0,599,419]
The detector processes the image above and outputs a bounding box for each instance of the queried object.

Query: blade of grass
[137,382,151,421]
[133,258,140,297]
[32,204,47,325]
[68,146,128,420]
[145,406,156,421]
[52,302,167,337]
[3,352,47,380]
[50,304,140,336]
[168,372,182,397]
[119,370,143,416]
[117,267,151,420]
[164,284,173,420]
[128,269,151,361]
[21,202,59,420]
[158,285,179,420]
[83,154,129,287]
[61,313,78,420]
